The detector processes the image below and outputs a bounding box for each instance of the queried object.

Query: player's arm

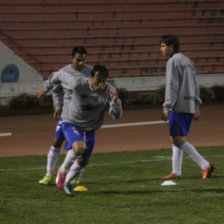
[163,61,179,109]
[53,109,62,120]
[52,86,64,120]
[193,109,200,120]
[108,88,123,119]
[36,85,63,119]
[36,71,62,98]
[162,108,169,121]
[36,88,47,98]
[36,71,76,97]
[195,79,202,115]
[162,60,179,120]
[193,64,202,121]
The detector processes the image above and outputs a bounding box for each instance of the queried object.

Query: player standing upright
[38,46,92,186]
[159,35,214,179]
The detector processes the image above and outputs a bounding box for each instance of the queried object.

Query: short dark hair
[71,46,87,57]
[160,35,180,52]
[91,65,109,79]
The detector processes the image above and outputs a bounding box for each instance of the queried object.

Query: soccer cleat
[202,164,215,179]
[71,177,81,185]
[64,183,76,196]
[38,175,54,186]
[160,173,181,179]
[56,167,67,190]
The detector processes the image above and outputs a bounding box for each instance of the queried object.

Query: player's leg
[39,138,63,185]
[171,143,183,176]
[56,122,85,191]
[39,119,64,185]
[56,141,83,190]
[161,112,186,179]
[47,138,64,174]
[160,142,183,179]
[65,156,88,187]
[62,125,95,195]
[170,112,214,179]
[65,136,94,186]
[60,149,79,173]
[179,141,214,179]
[59,140,91,186]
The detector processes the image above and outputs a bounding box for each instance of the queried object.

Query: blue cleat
[64,183,76,196]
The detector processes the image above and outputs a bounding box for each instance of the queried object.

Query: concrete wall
[111,74,224,92]
[0,41,224,106]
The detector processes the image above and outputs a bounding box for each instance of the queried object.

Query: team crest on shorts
[56,125,60,131]
[72,127,79,135]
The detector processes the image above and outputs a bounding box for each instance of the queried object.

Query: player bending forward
[39,65,122,195]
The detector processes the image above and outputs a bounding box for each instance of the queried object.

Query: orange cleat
[160,173,181,179]
[202,164,215,179]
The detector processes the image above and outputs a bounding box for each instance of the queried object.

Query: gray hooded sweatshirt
[44,71,122,131]
[163,53,202,114]
[50,64,92,111]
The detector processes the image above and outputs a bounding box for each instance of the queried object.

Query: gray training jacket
[44,71,122,131]
[47,64,92,113]
[163,53,202,114]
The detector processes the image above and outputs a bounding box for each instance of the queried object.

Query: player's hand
[162,109,169,121]
[53,109,62,120]
[110,88,118,102]
[194,109,200,120]
[36,88,47,98]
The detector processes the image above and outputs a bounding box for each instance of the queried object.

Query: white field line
[0,121,166,138]
[0,154,223,172]
[102,120,168,129]
[0,158,172,172]
[0,132,12,137]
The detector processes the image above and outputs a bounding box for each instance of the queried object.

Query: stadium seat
[0,0,223,79]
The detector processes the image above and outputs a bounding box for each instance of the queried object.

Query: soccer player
[39,65,122,195]
[159,34,214,179]
[37,46,92,186]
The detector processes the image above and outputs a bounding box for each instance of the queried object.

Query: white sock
[180,141,209,170]
[65,160,84,185]
[172,144,183,176]
[46,146,60,176]
[60,150,79,172]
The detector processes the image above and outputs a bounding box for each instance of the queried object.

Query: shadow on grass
[180,175,223,180]
[84,177,158,186]
[96,188,224,195]
[84,174,223,186]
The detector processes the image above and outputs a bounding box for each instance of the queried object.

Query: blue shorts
[62,122,95,159]
[54,118,65,139]
[169,111,193,136]
[54,118,71,150]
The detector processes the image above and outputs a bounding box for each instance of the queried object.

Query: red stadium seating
[0,0,223,79]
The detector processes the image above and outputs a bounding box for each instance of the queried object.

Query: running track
[0,105,223,157]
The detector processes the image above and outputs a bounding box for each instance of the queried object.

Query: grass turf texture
[0,146,223,224]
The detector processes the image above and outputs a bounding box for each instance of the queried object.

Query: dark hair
[71,46,87,57]
[91,65,109,79]
[160,35,180,52]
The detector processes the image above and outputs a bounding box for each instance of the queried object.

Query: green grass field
[0,146,223,224]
